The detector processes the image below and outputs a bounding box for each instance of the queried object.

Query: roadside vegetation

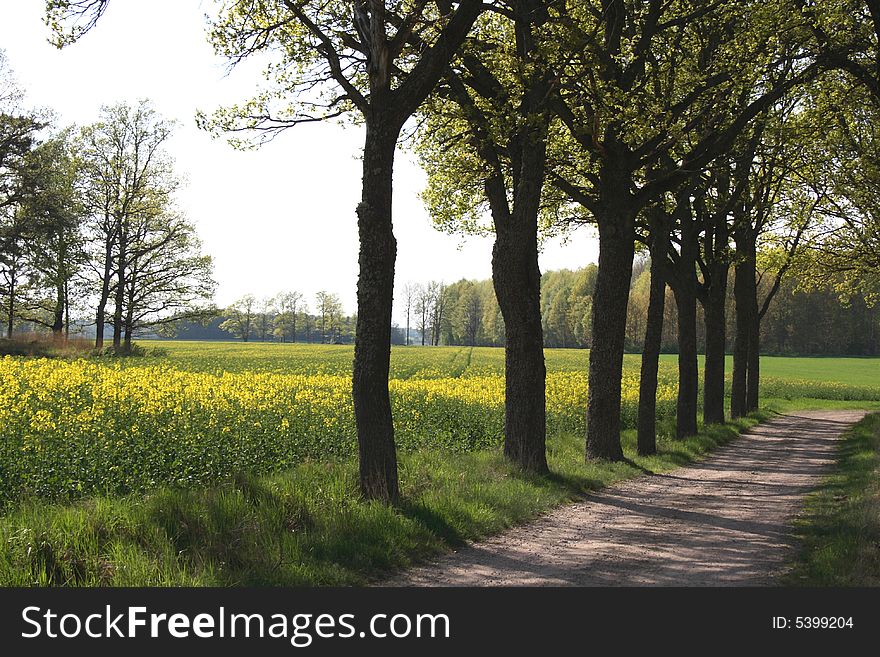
[785,413,880,586]
[0,413,763,586]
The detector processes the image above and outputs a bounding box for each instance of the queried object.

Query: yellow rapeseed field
[0,348,675,504]
[2,342,877,505]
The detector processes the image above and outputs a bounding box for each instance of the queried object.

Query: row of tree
[217,292,354,344]
[0,58,215,352]
[401,264,880,356]
[47,1,880,504]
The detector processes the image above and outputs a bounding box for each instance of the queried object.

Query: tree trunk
[352,121,400,503]
[494,240,547,472]
[123,300,134,353]
[701,263,728,425]
[95,239,113,349]
[491,166,548,474]
[586,211,635,461]
[747,312,760,412]
[51,233,66,339]
[6,270,14,339]
[673,280,699,439]
[52,277,65,339]
[637,225,668,455]
[671,211,699,440]
[731,228,757,418]
[64,278,70,338]
[113,229,125,349]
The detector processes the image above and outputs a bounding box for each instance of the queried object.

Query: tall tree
[274,291,303,342]
[417,1,556,472]
[415,283,431,346]
[77,101,177,350]
[16,130,87,338]
[401,282,416,345]
[315,290,343,343]
[636,206,669,454]
[118,211,215,349]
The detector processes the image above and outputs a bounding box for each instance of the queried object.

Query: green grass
[763,398,880,412]
[147,341,880,388]
[783,413,880,586]
[0,414,764,586]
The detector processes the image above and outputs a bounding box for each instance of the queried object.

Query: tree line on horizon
[193,263,880,357]
[36,0,880,505]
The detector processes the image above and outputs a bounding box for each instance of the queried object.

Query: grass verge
[763,397,880,413]
[783,412,880,586]
[0,412,765,586]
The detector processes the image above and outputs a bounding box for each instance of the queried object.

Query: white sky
[0,0,599,323]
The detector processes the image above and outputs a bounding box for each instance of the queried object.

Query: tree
[456,282,483,347]
[274,291,303,342]
[117,211,215,349]
[636,207,669,455]
[16,130,87,338]
[428,280,447,345]
[77,101,178,350]
[220,294,257,342]
[415,283,431,346]
[253,296,275,341]
[300,303,314,343]
[417,1,556,472]
[728,104,817,418]
[315,290,343,343]
[401,282,416,345]
[0,52,44,338]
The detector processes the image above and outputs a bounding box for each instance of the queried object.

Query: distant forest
[172,263,879,357]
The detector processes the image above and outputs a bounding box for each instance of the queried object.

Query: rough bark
[747,312,760,412]
[701,263,729,425]
[670,204,700,440]
[352,122,400,503]
[731,226,757,418]
[491,120,549,473]
[493,225,547,472]
[637,222,668,455]
[697,165,737,426]
[673,278,699,439]
[586,189,635,461]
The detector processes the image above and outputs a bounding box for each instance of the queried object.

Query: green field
[140,340,880,387]
[150,340,880,406]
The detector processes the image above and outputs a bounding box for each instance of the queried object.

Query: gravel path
[385,410,867,586]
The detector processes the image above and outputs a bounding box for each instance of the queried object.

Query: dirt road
[385,410,867,586]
